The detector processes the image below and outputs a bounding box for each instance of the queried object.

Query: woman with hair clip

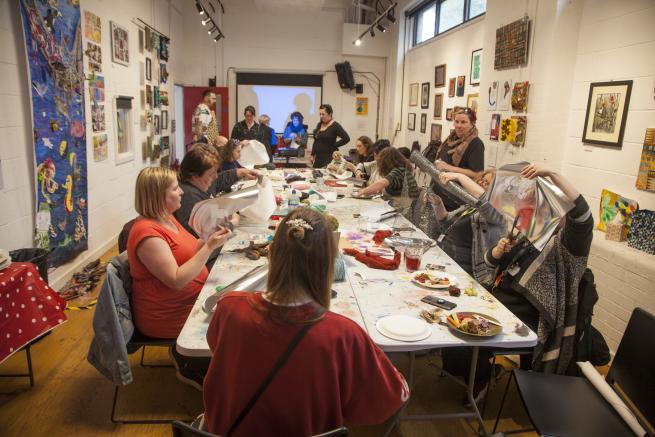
[433,107,485,211]
[203,208,408,436]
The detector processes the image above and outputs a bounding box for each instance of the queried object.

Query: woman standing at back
[311,104,350,168]
[203,208,408,436]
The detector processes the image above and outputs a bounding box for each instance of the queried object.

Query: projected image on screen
[237,85,322,133]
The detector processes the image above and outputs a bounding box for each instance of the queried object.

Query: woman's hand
[434,159,454,172]
[521,164,553,180]
[236,168,258,180]
[438,172,461,185]
[206,226,232,251]
[355,169,365,180]
[491,237,517,260]
[344,161,357,172]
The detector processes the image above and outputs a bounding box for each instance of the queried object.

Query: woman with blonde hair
[203,208,408,436]
[127,167,231,388]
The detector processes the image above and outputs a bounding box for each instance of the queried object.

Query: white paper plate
[376,315,431,342]
[411,271,457,289]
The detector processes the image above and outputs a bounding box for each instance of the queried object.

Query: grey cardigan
[87,253,135,386]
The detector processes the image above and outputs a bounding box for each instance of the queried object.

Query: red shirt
[203,292,409,436]
[127,215,208,338]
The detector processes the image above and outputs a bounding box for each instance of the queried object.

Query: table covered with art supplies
[176,168,537,435]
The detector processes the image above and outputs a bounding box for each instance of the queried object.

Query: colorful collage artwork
[20,0,88,267]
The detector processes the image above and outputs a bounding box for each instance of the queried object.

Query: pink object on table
[290,181,311,191]
[0,262,67,364]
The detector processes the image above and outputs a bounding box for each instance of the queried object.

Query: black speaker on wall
[335,61,355,90]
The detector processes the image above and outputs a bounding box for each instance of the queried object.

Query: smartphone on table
[421,295,457,310]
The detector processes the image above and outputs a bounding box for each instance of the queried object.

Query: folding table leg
[466,347,488,436]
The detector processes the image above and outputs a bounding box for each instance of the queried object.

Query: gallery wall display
[421,82,430,109]
[434,93,443,119]
[487,81,498,110]
[456,76,465,97]
[636,128,655,192]
[111,21,129,66]
[581,80,632,148]
[511,115,527,147]
[470,49,482,85]
[409,83,419,106]
[420,113,427,133]
[494,17,530,70]
[498,79,512,110]
[408,113,416,131]
[431,123,442,142]
[511,81,530,112]
[490,114,501,140]
[20,0,88,267]
[145,57,152,80]
[434,64,446,87]
[446,108,453,121]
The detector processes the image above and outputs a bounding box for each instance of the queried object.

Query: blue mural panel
[19,0,88,267]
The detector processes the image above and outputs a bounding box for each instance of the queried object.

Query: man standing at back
[191,90,219,149]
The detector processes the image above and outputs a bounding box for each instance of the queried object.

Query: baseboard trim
[48,233,119,292]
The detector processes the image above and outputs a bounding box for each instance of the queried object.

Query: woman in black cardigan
[311,104,350,168]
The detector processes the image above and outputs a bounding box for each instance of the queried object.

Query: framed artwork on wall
[434,93,443,119]
[456,76,465,97]
[409,83,419,106]
[408,113,416,131]
[470,49,482,85]
[498,79,512,110]
[431,123,442,142]
[420,113,427,133]
[467,93,479,115]
[434,64,446,87]
[582,80,633,148]
[490,114,501,140]
[421,82,430,109]
[161,110,169,130]
[448,78,456,97]
[494,17,530,70]
[487,81,498,110]
[110,21,129,66]
[145,57,151,81]
[446,108,453,121]
[154,114,160,135]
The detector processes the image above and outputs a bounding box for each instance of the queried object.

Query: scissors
[508,214,521,243]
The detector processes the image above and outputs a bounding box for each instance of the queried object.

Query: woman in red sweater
[203,208,409,436]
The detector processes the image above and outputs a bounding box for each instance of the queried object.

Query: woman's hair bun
[287,225,305,241]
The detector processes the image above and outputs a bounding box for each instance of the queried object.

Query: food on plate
[419,308,442,324]
[447,313,494,335]
[464,284,478,296]
[448,285,461,297]
[414,272,450,286]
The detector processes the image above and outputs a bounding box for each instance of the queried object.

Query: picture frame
[110,21,129,66]
[430,123,442,142]
[420,113,427,133]
[446,108,454,121]
[434,64,446,87]
[487,81,498,110]
[456,75,465,97]
[114,96,134,164]
[408,113,416,131]
[409,83,419,106]
[582,80,633,148]
[421,82,430,109]
[470,49,482,86]
[448,78,456,97]
[499,79,512,110]
[433,93,443,119]
[154,114,160,135]
[490,113,501,141]
[145,57,151,81]
[161,110,169,130]
[466,93,479,115]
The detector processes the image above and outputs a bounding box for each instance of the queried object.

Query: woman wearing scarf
[433,107,484,211]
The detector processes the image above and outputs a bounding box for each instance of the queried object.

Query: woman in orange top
[127,167,232,340]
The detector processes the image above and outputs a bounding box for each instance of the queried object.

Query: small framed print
[448,78,456,97]
[154,114,160,135]
[421,82,430,109]
[420,113,427,133]
[161,110,169,130]
[408,113,416,131]
[456,75,465,97]
[409,83,419,106]
[470,49,482,86]
[582,80,632,148]
[110,21,129,66]
[145,58,152,81]
[434,64,446,87]
[434,93,443,119]
[446,108,454,121]
[431,123,442,142]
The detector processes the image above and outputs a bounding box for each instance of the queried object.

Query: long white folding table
[177,174,537,435]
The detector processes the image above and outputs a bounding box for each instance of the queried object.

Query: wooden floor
[0,245,537,437]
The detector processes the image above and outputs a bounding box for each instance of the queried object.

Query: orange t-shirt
[127,215,208,338]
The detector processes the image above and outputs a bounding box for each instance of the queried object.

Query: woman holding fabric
[356,147,420,200]
[203,208,408,436]
[433,108,485,211]
[230,105,269,160]
[127,167,232,388]
[311,104,350,168]
[344,136,374,179]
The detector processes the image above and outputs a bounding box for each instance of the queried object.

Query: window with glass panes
[411,0,486,47]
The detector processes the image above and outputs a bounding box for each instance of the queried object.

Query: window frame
[410,0,486,47]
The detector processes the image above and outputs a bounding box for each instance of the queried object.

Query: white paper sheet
[240,177,277,223]
[188,187,260,239]
[238,140,269,167]
[577,361,647,437]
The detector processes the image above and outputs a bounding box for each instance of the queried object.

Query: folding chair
[493,307,655,436]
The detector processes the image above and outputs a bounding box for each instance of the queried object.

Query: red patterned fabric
[0,262,67,364]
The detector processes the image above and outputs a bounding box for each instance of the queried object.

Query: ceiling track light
[387,9,396,23]
[370,28,375,37]
[208,26,216,35]
[213,34,223,42]
[195,1,204,15]
[201,18,211,26]
[352,1,397,46]
[376,23,386,32]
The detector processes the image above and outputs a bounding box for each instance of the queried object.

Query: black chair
[493,307,655,436]
[172,420,347,437]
